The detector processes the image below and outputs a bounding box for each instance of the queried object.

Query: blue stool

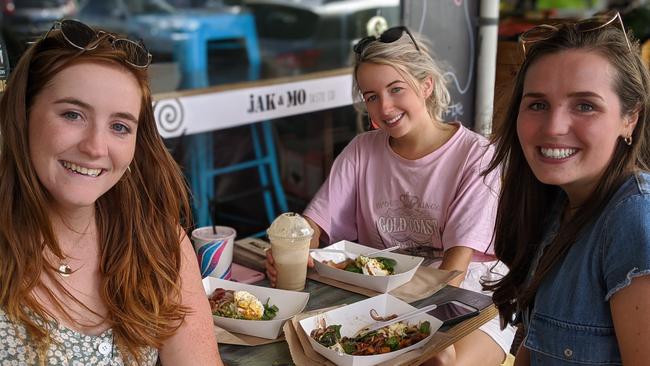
[189,123,288,236]
[173,12,287,235]
[173,12,261,88]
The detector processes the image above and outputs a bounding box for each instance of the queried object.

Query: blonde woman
[267,27,515,366]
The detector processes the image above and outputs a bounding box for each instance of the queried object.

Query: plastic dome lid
[267,212,314,239]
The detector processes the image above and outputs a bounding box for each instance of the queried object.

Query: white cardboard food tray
[311,241,424,293]
[299,294,443,366]
[203,277,309,339]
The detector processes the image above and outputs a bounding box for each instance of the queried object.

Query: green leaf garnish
[261,298,279,320]
[317,325,342,347]
[419,321,431,334]
[341,340,356,354]
[377,257,396,274]
[344,263,362,273]
[386,336,400,351]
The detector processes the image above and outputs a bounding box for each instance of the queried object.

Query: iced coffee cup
[267,212,314,291]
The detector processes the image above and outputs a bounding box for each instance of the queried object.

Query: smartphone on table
[427,300,480,327]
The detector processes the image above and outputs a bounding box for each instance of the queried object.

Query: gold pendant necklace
[56,218,93,277]
[57,263,73,277]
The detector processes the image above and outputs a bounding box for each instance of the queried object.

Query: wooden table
[217,278,497,366]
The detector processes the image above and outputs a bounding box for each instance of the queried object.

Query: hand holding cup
[266,213,314,291]
[265,247,314,287]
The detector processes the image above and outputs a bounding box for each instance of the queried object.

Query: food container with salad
[299,294,442,366]
[310,241,424,293]
[203,277,309,339]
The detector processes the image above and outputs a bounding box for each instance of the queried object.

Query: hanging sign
[154,73,353,139]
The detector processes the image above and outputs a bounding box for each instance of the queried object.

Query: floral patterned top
[0,308,158,365]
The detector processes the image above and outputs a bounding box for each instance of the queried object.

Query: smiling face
[356,62,432,139]
[28,62,141,212]
[516,50,637,204]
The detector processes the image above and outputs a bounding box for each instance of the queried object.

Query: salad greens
[262,298,279,320]
[311,320,431,355]
[344,256,396,275]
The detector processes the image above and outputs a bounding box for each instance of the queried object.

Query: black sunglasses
[44,19,152,68]
[353,26,421,54]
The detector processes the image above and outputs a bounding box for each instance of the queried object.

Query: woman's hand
[265,216,321,287]
[438,246,474,287]
[265,248,314,287]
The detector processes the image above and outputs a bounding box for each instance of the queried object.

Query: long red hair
[0,28,193,363]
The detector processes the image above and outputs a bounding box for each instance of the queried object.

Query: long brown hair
[0,27,193,362]
[483,22,650,326]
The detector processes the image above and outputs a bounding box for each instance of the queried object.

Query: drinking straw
[209,199,218,235]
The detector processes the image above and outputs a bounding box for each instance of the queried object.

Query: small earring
[624,136,633,146]
[127,166,132,173]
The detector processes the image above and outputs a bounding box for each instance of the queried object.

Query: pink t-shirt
[304,123,498,262]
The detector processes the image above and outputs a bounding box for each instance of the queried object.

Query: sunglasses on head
[44,19,152,69]
[520,11,631,56]
[353,26,421,55]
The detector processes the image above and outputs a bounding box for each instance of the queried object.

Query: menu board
[402,0,480,127]
[0,34,8,92]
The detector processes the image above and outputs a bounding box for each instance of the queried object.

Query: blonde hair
[352,30,451,122]
[0,28,192,364]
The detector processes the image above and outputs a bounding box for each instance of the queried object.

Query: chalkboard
[0,33,8,93]
[402,0,479,128]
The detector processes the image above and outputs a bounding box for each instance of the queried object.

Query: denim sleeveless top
[0,308,158,365]
[522,172,650,365]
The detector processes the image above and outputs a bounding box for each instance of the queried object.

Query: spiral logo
[154,98,184,133]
